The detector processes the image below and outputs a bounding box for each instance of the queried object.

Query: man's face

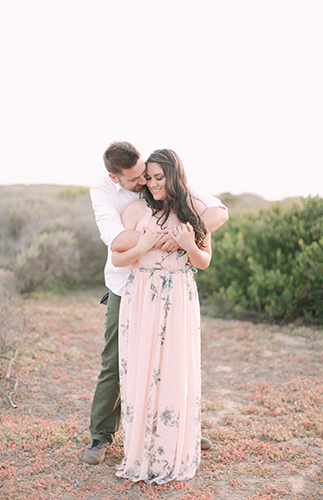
[109,158,147,192]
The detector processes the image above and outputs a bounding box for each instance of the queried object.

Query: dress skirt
[116,207,201,484]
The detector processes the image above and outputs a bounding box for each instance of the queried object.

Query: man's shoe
[84,439,109,465]
[201,437,212,450]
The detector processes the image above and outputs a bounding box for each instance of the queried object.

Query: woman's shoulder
[121,199,147,228]
[192,197,206,215]
[123,198,146,214]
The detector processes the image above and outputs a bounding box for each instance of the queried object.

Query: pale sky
[1,0,322,200]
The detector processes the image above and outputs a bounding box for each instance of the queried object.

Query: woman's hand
[169,222,211,270]
[169,222,196,251]
[154,228,179,252]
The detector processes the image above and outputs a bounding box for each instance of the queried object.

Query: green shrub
[196,196,323,324]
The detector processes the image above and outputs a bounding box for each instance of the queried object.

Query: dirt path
[1,288,323,499]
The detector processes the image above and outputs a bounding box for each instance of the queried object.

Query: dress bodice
[134,205,191,271]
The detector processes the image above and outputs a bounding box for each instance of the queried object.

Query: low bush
[13,230,81,293]
[0,185,107,293]
[196,196,323,324]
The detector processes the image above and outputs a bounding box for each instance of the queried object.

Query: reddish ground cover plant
[0,288,323,499]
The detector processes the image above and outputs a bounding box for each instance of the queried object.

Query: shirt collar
[107,174,140,198]
[115,182,124,193]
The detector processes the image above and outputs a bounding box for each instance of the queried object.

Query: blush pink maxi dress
[116,205,201,484]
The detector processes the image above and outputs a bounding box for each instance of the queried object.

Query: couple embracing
[86,142,228,484]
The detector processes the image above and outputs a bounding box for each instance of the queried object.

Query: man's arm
[90,183,126,248]
[112,227,157,267]
[110,199,147,252]
[110,229,140,252]
[201,206,229,233]
[187,182,228,232]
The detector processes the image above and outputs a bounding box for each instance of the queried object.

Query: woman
[112,149,212,484]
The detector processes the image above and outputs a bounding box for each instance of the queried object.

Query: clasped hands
[137,222,196,253]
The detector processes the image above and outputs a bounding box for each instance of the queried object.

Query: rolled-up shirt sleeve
[188,182,228,211]
[90,185,125,248]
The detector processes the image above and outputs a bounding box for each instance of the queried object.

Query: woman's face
[146,162,166,201]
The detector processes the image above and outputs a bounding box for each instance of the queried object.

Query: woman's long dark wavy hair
[143,149,207,248]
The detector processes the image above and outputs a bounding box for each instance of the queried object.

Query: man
[85,141,228,465]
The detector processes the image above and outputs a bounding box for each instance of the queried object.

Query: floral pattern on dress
[116,206,201,484]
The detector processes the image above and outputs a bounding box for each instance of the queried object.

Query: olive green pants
[89,291,121,444]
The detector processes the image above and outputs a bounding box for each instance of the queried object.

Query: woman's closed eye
[145,175,164,181]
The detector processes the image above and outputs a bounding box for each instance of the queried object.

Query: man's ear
[109,172,119,184]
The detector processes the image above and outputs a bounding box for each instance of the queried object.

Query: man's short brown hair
[103,141,141,175]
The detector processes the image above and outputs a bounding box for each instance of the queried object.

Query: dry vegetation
[1,185,322,499]
[1,285,323,500]
[0,184,107,292]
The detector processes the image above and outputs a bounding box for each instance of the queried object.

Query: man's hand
[136,227,157,253]
[111,227,157,267]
